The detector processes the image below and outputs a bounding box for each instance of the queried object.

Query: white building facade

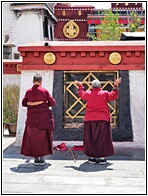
[3,2,57,59]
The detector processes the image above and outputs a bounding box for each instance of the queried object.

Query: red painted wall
[3,60,22,74]
[17,41,145,71]
[54,21,88,40]
[3,41,145,73]
[54,3,94,41]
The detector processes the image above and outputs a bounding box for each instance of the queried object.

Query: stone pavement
[2,135,146,195]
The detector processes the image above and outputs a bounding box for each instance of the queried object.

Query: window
[43,16,49,39]
[64,71,119,129]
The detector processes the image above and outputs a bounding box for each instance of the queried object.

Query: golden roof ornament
[62,10,66,16]
[78,10,82,16]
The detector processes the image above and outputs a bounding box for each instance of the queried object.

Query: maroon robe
[78,85,118,158]
[84,121,114,158]
[21,85,56,157]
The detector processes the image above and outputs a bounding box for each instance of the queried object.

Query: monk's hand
[27,102,35,106]
[36,101,44,105]
[114,77,121,86]
[74,80,82,86]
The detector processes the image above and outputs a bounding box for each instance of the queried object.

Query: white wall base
[129,70,145,149]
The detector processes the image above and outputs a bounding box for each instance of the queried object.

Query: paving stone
[2,137,146,194]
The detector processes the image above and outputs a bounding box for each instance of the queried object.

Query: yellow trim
[16,64,22,72]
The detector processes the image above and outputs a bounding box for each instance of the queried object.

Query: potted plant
[3,85,20,135]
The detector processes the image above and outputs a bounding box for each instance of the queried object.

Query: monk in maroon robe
[21,74,56,165]
[75,78,121,164]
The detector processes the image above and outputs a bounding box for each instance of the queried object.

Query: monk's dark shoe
[39,160,46,166]
[88,157,97,164]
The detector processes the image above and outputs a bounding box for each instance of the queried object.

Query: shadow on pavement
[65,162,113,172]
[10,163,51,173]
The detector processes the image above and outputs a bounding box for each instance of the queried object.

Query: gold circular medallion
[109,52,121,65]
[44,52,56,65]
[63,20,80,39]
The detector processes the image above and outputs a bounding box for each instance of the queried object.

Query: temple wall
[7,70,145,149]
[3,41,145,149]
[129,70,145,147]
[3,70,145,149]
[54,3,94,41]
[113,70,145,150]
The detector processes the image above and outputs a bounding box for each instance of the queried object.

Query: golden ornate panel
[63,20,80,39]
[44,52,56,65]
[109,52,121,65]
[64,71,119,129]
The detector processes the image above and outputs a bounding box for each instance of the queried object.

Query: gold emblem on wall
[62,10,66,16]
[44,52,56,65]
[109,52,121,65]
[78,10,82,16]
[63,20,80,39]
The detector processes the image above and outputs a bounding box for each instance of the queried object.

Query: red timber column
[15,41,145,146]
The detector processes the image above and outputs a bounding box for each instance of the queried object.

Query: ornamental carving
[78,10,82,16]
[62,10,66,16]
[109,52,121,65]
[44,52,56,65]
[63,20,80,39]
